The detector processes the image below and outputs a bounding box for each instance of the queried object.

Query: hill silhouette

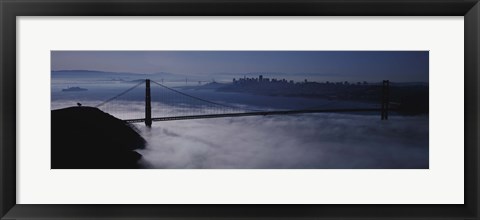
[51,107,145,169]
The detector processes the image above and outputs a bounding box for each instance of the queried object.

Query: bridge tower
[381,80,389,120]
[145,79,152,127]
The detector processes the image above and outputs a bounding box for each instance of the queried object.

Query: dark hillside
[51,107,145,169]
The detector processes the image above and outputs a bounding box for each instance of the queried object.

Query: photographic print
[51,51,429,169]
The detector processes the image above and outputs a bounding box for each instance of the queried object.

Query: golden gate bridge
[94,79,391,127]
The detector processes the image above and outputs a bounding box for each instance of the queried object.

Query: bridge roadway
[123,108,382,123]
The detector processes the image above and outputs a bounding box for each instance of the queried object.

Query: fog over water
[134,114,428,169]
[52,81,428,169]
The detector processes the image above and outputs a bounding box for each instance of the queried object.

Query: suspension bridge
[93,79,391,126]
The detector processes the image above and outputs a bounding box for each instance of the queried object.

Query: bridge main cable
[150,80,261,112]
[95,80,145,108]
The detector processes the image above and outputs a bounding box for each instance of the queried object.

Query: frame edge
[0,1,17,219]
[465,1,480,218]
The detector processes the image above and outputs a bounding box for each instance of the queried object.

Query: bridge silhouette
[94,79,391,126]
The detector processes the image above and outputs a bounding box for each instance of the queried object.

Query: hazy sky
[51,51,429,82]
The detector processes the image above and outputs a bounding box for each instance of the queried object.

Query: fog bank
[135,113,428,169]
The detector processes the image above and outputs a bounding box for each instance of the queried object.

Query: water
[51,80,428,169]
[134,113,428,169]
[52,81,378,111]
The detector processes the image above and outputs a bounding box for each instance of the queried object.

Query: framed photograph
[1,0,479,219]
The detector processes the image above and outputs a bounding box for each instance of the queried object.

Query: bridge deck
[123,108,382,123]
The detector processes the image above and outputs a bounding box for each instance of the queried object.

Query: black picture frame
[1,0,479,219]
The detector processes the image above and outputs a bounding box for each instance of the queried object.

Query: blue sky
[51,51,429,82]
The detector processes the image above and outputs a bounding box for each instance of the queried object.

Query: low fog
[52,89,428,169]
[134,113,428,169]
